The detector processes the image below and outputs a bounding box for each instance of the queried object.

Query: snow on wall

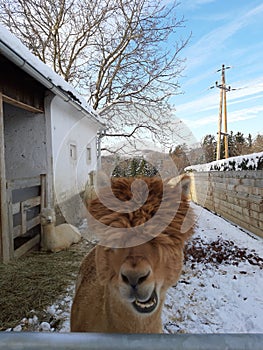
[185,152,263,172]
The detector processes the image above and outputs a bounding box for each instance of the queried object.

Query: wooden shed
[0,26,105,262]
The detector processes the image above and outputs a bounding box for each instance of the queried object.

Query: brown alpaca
[71,175,194,333]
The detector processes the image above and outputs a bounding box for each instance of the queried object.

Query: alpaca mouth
[132,290,158,314]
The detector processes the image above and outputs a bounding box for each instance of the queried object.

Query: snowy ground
[163,204,263,334]
[6,203,263,333]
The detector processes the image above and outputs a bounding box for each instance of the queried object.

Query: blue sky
[170,0,263,143]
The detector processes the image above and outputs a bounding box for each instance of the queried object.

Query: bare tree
[252,134,263,153]
[0,0,112,83]
[0,0,190,151]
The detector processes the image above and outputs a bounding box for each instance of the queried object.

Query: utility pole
[215,64,231,160]
[209,65,240,160]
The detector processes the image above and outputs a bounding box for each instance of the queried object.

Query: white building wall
[4,103,47,180]
[50,96,100,224]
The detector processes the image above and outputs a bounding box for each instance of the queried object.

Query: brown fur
[71,175,194,333]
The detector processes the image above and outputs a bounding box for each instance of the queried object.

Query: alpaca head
[88,175,194,315]
[40,208,56,226]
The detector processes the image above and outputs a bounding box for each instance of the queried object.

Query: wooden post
[216,72,223,161]
[222,74,229,159]
[0,93,11,262]
[40,174,47,209]
[6,185,14,260]
[216,65,230,160]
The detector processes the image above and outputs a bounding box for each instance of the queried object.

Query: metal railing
[0,333,263,350]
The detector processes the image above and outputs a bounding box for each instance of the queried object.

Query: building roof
[0,24,105,129]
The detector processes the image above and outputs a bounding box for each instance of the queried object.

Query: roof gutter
[0,40,105,130]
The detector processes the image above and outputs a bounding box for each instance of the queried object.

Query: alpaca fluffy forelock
[88,176,194,248]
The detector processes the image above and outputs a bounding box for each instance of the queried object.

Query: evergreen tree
[235,132,246,155]
[201,135,217,162]
[247,133,253,149]
[112,157,158,177]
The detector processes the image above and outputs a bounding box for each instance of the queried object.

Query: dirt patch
[184,236,263,268]
[0,238,94,331]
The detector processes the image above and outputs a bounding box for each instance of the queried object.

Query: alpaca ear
[166,175,194,239]
[167,175,191,197]
[180,175,191,196]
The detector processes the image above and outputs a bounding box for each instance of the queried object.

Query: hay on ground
[0,239,93,330]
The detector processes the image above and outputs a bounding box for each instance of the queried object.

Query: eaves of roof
[0,25,105,130]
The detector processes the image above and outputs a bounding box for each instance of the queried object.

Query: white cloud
[183,104,262,129]
[227,79,263,103]
[183,115,217,127]
[228,93,263,108]
[181,0,216,10]
[175,91,217,114]
[176,75,263,116]
[185,3,263,71]
[228,106,263,124]
[172,2,263,140]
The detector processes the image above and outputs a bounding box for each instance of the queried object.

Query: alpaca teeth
[135,298,155,308]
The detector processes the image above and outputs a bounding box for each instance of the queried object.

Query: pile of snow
[4,287,74,333]
[5,204,263,334]
[185,152,263,172]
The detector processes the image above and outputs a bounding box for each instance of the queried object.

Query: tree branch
[102,124,155,138]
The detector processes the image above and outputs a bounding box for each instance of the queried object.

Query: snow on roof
[0,24,104,127]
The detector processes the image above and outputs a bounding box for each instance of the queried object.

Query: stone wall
[189,170,263,238]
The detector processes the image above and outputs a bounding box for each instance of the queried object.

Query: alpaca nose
[121,270,150,289]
